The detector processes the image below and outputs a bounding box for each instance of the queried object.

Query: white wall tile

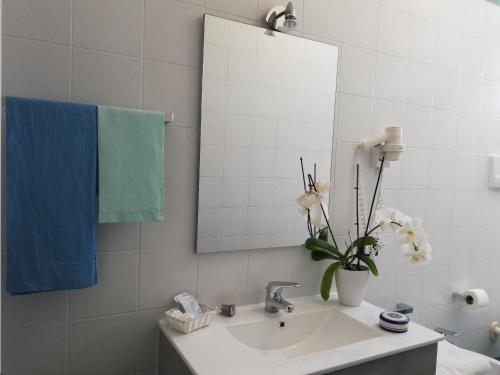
[422,267,450,307]
[207,0,258,20]
[144,60,201,127]
[342,0,379,49]
[72,49,142,108]
[70,252,138,319]
[4,0,71,44]
[430,109,458,151]
[457,114,481,153]
[377,6,409,58]
[374,53,406,102]
[69,314,137,375]
[400,148,430,189]
[410,0,439,23]
[303,0,343,41]
[428,150,455,190]
[459,74,482,115]
[140,187,197,248]
[433,68,459,111]
[405,61,434,107]
[139,247,198,309]
[436,26,461,71]
[144,0,205,67]
[3,36,71,100]
[408,16,437,65]
[339,44,376,97]
[3,324,67,375]
[197,251,249,301]
[336,93,373,142]
[165,126,200,187]
[73,0,143,57]
[3,291,68,330]
[97,223,140,252]
[247,248,293,294]
[403,104,432,148]
[8,0,500,366]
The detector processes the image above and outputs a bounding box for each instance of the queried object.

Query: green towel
[98,106,164,223]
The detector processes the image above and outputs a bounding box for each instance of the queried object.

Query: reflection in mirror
[197,15,339,253]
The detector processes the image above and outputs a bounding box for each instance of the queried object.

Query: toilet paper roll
[463,289,489,309]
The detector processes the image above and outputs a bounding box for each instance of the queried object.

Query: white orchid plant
[297,157,432,301]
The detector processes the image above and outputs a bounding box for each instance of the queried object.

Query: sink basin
[227,307,382,357]
[158,295,443,375]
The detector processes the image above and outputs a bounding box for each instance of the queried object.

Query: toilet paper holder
[452,292,474,305]
[452,289,489,308]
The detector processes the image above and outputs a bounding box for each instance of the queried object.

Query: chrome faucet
[265,281,300,313]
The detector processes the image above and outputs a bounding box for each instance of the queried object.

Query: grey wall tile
[3,290,68,329]
[207,0,258,20]
[144,0,205,67]
[71,48,142,108]
[97,223,140,252]
[197,250,249,302]
[73,0,144,57]
[136,309,164,370]
[303,0,343,41]
[3,324,67,375]
[3,0,71,44]
[3,36,71,100]
[165,126,200,188]
[140,187,197,248]
[139,247,198,309]
[143,60,202,127]
[70,251,139,319]
[247,247,293,294]
[69,313,137,375]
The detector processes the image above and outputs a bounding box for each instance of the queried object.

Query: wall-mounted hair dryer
[361,127,405,168]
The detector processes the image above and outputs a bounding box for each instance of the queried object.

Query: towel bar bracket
[164,112,175,124]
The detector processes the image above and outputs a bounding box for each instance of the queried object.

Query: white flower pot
[335,267,370,307]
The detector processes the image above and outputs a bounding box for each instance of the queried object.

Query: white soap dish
[165,305,216,334]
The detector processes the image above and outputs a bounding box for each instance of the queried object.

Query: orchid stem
[307,174,339,249]
[300,157,307,192]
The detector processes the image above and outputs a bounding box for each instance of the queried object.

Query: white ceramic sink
[227,307,382,357]
[159,295,442,375]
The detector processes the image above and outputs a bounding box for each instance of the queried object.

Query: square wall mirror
[196,15,339,253]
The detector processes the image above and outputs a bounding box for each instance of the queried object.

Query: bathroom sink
[227,306,382,356]
[158,295,443,375]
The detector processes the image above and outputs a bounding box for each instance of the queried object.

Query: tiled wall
[3,0,500,374]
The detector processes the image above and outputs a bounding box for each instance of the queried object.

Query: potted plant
[296,157,432,307]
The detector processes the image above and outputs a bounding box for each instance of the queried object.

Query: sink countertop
[158,294,443,375]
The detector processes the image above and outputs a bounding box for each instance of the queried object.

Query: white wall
[2,0,500,374]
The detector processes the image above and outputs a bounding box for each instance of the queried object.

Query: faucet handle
[267,281,301,289]
[266,281,300,300]
[434,327,461,337]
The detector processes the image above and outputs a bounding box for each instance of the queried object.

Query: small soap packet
[174,292,203,316]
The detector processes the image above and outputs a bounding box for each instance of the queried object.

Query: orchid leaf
[304,238,343,259]
[321,262,341,301]
[359,255,379,276]
[310,250,339,262]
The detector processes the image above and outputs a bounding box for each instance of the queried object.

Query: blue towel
[6,97,98,294]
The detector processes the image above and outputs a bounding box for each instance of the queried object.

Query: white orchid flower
[310,202,327,229]
[374,207,410,231]
[315,181,330,194]
[397,217,425,244]
[402,240,432,265]
[296,191,322,210]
